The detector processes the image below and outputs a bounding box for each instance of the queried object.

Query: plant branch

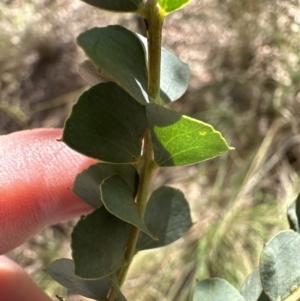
[147,0,164,104]
[117,129,157,287]
[108,2,163,297]
[117,227,140,287]
[137,128,157,219]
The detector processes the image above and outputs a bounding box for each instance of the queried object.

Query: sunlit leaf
[157,0,191,15]
[101,175,156,239]
[146,104,232,166]
[72,207,131,279]
[72,163,138,208]
[62,82,147,163]
[193,278,244,301]
[81,0,142,12]
[260,230,300,301]
[137,186,192,250]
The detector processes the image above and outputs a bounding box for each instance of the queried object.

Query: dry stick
[0,102,28,129]
[30,87,86,113]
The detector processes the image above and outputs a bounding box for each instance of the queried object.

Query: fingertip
[0,128,97,254]
[0,256,53,301]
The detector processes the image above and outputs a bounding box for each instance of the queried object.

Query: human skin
[0,128,96,300]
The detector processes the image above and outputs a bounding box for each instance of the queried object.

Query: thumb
[0,128,96,254]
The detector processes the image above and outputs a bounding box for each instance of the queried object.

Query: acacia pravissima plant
[44,1,300,301]
[45,0,230,299]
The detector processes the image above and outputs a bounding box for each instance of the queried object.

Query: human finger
[0,255,53,301]
[0,128,97,254]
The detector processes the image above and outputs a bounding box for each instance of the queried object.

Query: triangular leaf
[72,163,138,208]
[137,34,190,103]
[100,175,157,240]
[146,104,232,166]
[62,82,147,163]
[260,230,300,301]
[193,278,244,301]
[81,0,142,12]
[46,259,110,300]
[77,26,148,104]
[137,186,192,250]
[287,194,300,233]
[157,0,191,15]
[72,207,131,279]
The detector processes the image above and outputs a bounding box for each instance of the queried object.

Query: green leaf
[241,269,262,301]
[77,26,148,104]
[137,34,190,103]
[157,0,191,15]
[260,230,300,301]
[81,0,142,12]
[193,278,245,301]
[146,104,232,166]
[100,175,157,240]
[72,163,138,208]
[137,186,192,250]
[241,269,270,301]
[287,194,300,233]
[62,82,147,163]
[47,259,111,300]
[77,26,190,105]
[71,207,131,279]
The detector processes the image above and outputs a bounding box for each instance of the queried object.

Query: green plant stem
[147,0,164,105]
[108,3,163,299]
[137,129,157,219]
[106,130,156,301]
[117,129,157,288]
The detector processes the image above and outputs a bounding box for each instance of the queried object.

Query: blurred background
[1,0,300,300]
